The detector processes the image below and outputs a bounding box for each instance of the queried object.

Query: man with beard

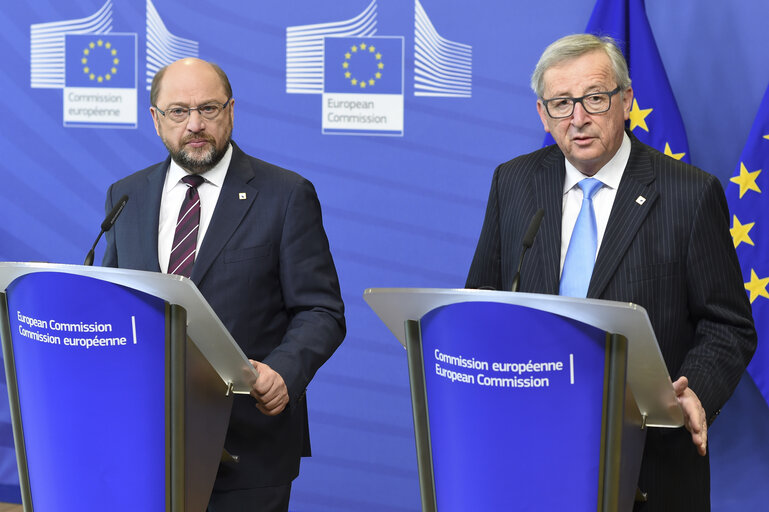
[102,58,346,511]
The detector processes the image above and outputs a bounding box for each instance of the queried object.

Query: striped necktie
[168,174,205,278]
[559,178,603,298]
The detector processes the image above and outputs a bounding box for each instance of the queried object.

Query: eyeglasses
[154,99,231,123]
[541,87,621,119]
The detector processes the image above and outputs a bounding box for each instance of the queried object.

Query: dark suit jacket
[467,133,756,511]
[103,142,346,490]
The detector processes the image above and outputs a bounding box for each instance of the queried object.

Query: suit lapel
[190,145,259,285]
[588,137,658,298]
[139,160,168,272]
[531,149,565,295]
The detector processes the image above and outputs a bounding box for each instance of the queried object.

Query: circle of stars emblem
[81,39,120,83]
[342,42,384,89]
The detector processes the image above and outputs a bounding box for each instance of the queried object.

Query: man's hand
[673,376,707,456]
[249,360,289,416]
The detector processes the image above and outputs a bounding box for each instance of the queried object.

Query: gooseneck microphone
[511,208,544,292]
[84,195,129,266]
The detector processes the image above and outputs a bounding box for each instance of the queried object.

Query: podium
[364,288,683,512]
[0,262,258,512]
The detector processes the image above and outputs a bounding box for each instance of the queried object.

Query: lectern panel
[419,301,606,511]
[5,272,167,511]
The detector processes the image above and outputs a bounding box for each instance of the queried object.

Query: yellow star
[359,43,366,50]
[376,53,381,60]
[342,62,349,69]
[360,81,366,88]
[89,42,95,49]
[377,62,384,69]
[628,99,653,132]
[83,66,89,73]
[731,215,755,249]
[368,79,375,86]
[764,134,769,140]
[111,67,117,74]
[344,71,351,78]
[113,58,119,65]
[351,46,357,52]
[83,48,89,55]
[745,269,769,303]
[111,49,117,56]
[663,143,686,160]
[369,46,375,53]
[351,78,357,85]
[730,162,762,198]
[345,52,351,59]
[375,72,381,79]
[81,57,87,64]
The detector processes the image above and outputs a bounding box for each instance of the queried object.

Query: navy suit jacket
[103,142,346,489]
[467,133,756,511]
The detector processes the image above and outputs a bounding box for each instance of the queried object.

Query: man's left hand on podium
[249,360,289,416]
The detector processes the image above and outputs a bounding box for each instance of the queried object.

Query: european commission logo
[287,0,472,137]
[64,34,137,128]
[322,37,404,136]
[30,0,199,129]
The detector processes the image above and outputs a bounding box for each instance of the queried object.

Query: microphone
[511,208,544,292]
[84,195,128,266]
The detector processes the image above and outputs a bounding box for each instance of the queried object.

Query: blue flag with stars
[727,84,769,407]
[581,0,691,162]
[324,37,403,95]
[65,34,136,89]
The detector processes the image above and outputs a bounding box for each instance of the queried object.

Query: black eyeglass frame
[540,86,622,119]
[154,98,232,122]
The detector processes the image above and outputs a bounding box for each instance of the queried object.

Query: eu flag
[65,34,137,89]
[727,84,769,407]
[580,0,691,162]
[323,36,403,95]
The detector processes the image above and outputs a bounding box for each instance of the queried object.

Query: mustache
[182,133,216,144]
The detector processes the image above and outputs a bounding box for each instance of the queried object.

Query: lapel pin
[239,192,247,200]
[636,196,646,205]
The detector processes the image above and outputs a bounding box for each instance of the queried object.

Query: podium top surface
[364,287,683,428]
[0,262,257,394]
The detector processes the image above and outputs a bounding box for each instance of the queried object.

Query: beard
[163,130,232,175]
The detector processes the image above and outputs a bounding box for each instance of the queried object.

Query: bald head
[150,58,233,108]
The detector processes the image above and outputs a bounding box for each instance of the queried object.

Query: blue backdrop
[1,0,768,510]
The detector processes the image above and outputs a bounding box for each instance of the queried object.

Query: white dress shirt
[157,143,232,273]
[559,133,631,275]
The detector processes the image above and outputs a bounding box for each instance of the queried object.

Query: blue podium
[0,262,258,512]
[364,288,683,512]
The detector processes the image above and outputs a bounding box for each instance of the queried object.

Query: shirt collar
[562,132,631,194]
[165,142,233,192]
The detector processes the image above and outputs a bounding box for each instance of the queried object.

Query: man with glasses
[103,58,346,511]
[467,34,755,510]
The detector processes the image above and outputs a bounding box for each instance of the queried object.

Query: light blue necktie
[559,178,603,298]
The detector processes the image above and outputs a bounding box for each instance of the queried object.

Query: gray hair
[530,34,631,98]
